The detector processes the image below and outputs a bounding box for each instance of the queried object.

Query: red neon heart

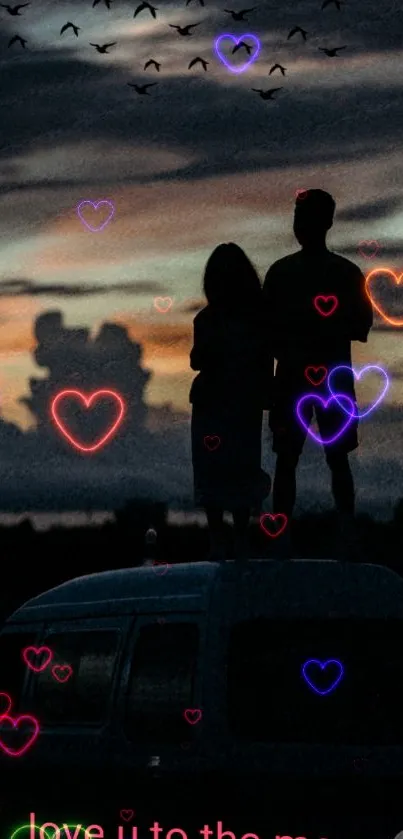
[154,296,173,313]
[365,268,403,327]
[313,295,338,317]
[51,389,125,453]
[52,664,73,683]
[152,561,170,576]
[304,366,328,386]
[120,810,134,823]
[0,713,40,757]
[259,513,288,538]
[22,646,53,673]
[296,188,308,200]
[358,239,380,259]
[204,435,221,451]
[0,692,12,718]
[184,708,202,725]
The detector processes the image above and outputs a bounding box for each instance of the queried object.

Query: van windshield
[227,618,403,745]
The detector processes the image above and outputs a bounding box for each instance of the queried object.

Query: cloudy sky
[0,0,402,517]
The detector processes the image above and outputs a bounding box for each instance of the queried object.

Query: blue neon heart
[302,658,344,695]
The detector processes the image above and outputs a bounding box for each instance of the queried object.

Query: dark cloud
[337,198,403,223]
[0,278,164,297]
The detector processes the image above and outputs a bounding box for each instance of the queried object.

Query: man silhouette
[263,189,373,557]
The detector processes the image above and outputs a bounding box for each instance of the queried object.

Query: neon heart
[296,393,354,445]
[302,659,344,696]
[77,200,115,232]
[358,239,380,259]
[214,34,260,74]
[365,267,403,327]
[184,708,202,725]
[327,364,389,419]
[154,296,173,313]
[0,713,40,756]
[120,811,134,822]
[22,646,53,673]
[296,188,308,200]
[313,295,338,317]
[51,389,125,453]
[259,513,288,538]
[304,366,327,386]
[52,664,73,683]
[152,561,170,576]
[0,692,12,717]
[204,435,221,451]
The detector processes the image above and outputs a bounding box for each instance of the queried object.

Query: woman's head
[203,243,262,310]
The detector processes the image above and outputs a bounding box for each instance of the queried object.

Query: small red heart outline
[259,513,288,538]
[204,435,221,451]
[296,188,308,200]
[51,389,125,453]
[313,295,338,317]
[0,713,40,757]
[304,365,328,386]
[22,646,53,673]
[51,664,73,683]
[358,239,380,259]
[184,708,202,725]
[154,297,173,313]
[0,692,12,718]
[152,561,170,576]
[120,810,134,823]
[365,267,403,327]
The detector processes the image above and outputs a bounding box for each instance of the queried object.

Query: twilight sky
[0,0,402,516]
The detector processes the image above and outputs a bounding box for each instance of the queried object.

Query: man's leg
[205,505,226,559]
[273,451,300,517]
[325,450,355,514]
[232,506,251,561]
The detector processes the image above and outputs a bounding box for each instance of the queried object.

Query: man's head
[293,189,336,248]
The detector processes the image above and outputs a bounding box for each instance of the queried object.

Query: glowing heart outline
[0,713,40,757]
[214,33,261,74]
[22,645,53,673]
[77,200,115,232]
[327,364,389,419]
[51,664,73,683]
[259,512,288,538]
[296,393,355,445]
[51,389,125,453]
[304,365,328,386]
[302,658,344,696]
[313,294,338,317]
[365,267,403,327]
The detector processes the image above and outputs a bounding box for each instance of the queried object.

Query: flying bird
[60,21,80,36]
[168,22,201,35]
[144,59,161,71]
[232,40,252,55]
[186,0,204,5]
[92,0,113,7]
[287,26,307,40]
[318,45,346,55]
[322,0,344,8]
[252,87,281,100]
[223,7,256,20]
[127,82,158,94]
[269,63,286,75]
[90,42,117,52]
[8,33,26,46]
[0,3,29,14]
[188,56,208,70]
[134,2,158,18]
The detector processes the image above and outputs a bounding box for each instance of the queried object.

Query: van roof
[6,560,403,624]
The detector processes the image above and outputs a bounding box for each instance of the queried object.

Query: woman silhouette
[190,243,273,560]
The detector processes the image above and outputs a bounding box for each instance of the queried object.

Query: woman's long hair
[203,243,262,312]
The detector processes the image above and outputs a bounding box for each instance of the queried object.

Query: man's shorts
[269,378,359,456]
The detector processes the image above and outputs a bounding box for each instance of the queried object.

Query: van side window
[0,632,38,710]
[31,631,119,725]
[125,622,199,743]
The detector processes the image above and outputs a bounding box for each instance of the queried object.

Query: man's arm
[350,267,373,342]
[262,263,282,359]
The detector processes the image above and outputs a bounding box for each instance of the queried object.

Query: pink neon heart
[184,708,202,725]
[313,295,338,317]
[0,692,12,717]
[120,810,134,822]
[52,664,73,683]
[22,646,53,673]
[0,713,40,757]
[77,200,115,232]
[214,34,260,74]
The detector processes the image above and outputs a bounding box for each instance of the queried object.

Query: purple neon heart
[77,200,115,232]
[214,34,260,74]
[327,364,389,419]
[296,393,354,445]
[302,659,344,696]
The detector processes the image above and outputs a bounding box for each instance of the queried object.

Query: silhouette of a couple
[190,189,373,560]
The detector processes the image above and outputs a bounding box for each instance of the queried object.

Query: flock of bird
[1,0,350,100]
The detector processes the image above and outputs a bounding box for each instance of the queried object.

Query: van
[1,559,403,839]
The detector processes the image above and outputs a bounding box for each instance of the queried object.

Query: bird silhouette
[287,26,308,40]
[92,0,113,7]
[60,22,80,36]
[188,56,208,70]
[0,3,29,14]
[252,87,281,100]
[322,0,344,8]
[168,22,201,35]
[134,2,158,18]
[232,40,252,55]
[144,59,161,71]
[90,42,117,52]
[319,45,346,55]
[127,82,158,94]
[269,63,286,75]
[223,7,256,20]
[186,0,204,5]
[8,33,26,46]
